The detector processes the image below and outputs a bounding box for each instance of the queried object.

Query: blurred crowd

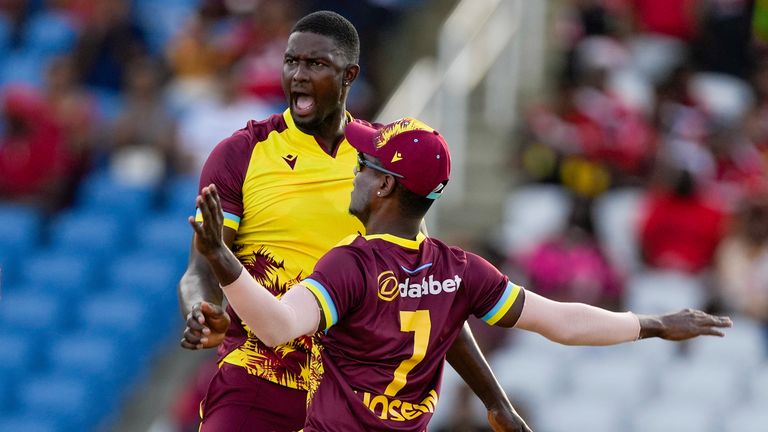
[0,0,410,214]
[510,0,768,344]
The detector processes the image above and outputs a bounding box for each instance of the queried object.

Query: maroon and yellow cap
[345,117,450,199]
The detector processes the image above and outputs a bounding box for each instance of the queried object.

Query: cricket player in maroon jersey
[179,10,526,431]
[190,117,732,431]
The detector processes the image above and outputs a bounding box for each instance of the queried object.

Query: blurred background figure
[0,84,76,212]
[517,196,624,310]
[108,57,178,187]
[176,64,271,174]
[715,191,768,332]
[638,164,726,274]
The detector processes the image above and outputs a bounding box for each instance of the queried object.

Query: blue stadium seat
[77,171,157,218]
[0,415,62,432]
[0,250,16,286]
[20,252,95,300]
[163,175,200,216]
[78,293,153,359]
[134,0,198,55]
[21,11,78,57]
[0,50,46,87]
[0,291,64,340]
[109,252,180,293]
[0,203,42,257]
[0,334,36,412]
[135,213,193,267]
[0,334,36,375]
[48,209,125,260]
[47,332,127,404]
[17,373,97,431]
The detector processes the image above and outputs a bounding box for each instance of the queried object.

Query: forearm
[219,268,320,347]
[178,267,224,317]
[446,323,511,410]
[178,229,237,317]
[515,291,640,345]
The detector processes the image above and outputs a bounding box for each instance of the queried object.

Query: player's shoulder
[316,235,372,267]
[207,114,286,157]
[424,236,470,261]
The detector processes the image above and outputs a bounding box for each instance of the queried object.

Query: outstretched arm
[498,290,731,345]
[446,324,531,432]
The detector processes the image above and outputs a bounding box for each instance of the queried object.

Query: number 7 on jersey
[384,310,431,396]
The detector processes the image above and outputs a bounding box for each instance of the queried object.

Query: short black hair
[395,182,435,219]
[291,10,360,63]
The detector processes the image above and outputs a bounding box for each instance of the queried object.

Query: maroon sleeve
[305,246,367,327]
[461,251,512,318]
[198,116,285,218]
[199,131,251,218]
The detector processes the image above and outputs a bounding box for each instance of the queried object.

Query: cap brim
[345,121,379,155]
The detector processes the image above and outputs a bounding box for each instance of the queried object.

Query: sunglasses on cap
[356,152,404,178]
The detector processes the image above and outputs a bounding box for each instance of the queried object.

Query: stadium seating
[750,363,768,403]
[0,291,64,340]
[0,203,43,256]
[657,359,745,413]
[48,332,125,390]
[593,187,644,272]
[631,399,719,432]
[724,403,768,432]
[565,357,653,411]
[21,10,78,57]
[77,171,157,218]
[162,174,200,216]
[48,209,126,261]
[20,252,95,302]
[0,415,61,432]
[490,348,567,408]
[135,213,193,267]
[625,269,707,314]
[535,396,625,432]
[501,184,570,255]
[17,373,96,431]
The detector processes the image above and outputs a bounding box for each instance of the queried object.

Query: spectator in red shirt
[638,166,727,273]
[0,85,75,211]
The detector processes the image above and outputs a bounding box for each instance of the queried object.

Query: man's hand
[639,309,732,341]
[189,184,226,259]
[181,301,231,350]
[488,405,533,432]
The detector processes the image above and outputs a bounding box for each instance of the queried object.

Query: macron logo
[282,154,298,170]
[391,152,403,163]
[399,274,462,298]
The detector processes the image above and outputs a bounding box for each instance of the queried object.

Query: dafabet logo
[377,271,399,301]
[376,270,462,301]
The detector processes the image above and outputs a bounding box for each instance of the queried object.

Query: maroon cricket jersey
[302,233,525,431]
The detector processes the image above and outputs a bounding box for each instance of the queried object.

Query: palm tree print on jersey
[230,245,314,390]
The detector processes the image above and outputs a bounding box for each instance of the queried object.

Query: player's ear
[343,64,359,87]
[379,175,397,198]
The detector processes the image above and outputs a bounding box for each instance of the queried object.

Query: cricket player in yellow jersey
[178,10,528,432]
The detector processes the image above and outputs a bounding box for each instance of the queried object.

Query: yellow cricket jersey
[196,109,367,391]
